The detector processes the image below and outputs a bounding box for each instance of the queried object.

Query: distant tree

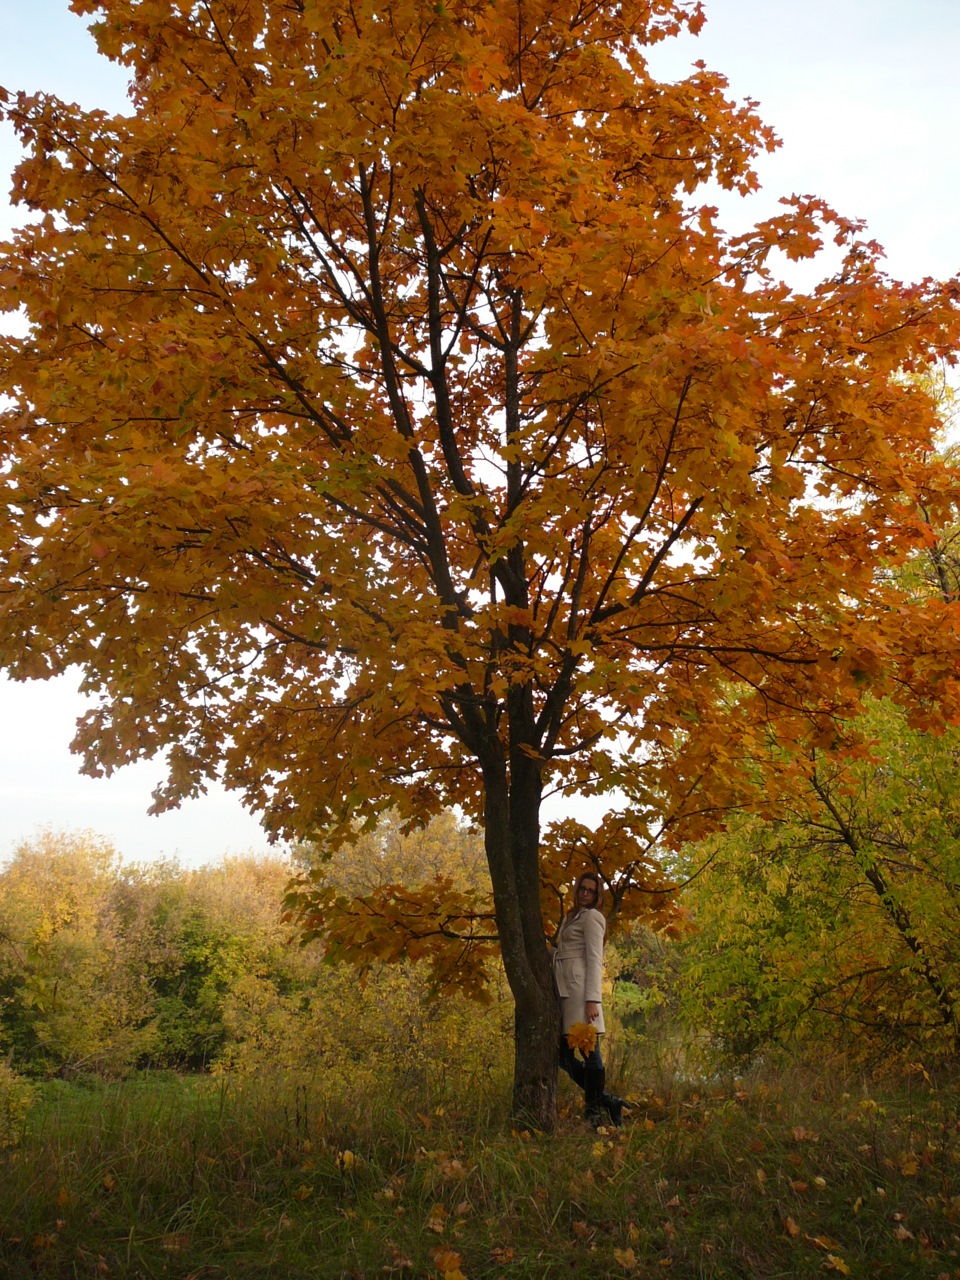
[2,0,960,1124]
[0,831,156,1076]
[137,854,297,1069]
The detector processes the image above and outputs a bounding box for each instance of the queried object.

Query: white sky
[0,0,958,866]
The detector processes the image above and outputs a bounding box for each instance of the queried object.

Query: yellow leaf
[566,1022,598,1056]
[825,1256,851,1275]
[613,1247,638,1271]
[783,1217,800,1237]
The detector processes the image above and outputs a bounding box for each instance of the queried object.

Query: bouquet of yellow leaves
[566,1021,598,1058]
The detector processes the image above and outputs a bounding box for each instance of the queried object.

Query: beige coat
[553,906,606,1034]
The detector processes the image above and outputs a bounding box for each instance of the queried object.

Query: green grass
[2,1064,960,1278]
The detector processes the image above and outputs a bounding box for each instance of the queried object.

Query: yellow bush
[0,1061,35,1147]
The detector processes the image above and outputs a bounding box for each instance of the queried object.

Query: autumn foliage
[2,0,960,1123]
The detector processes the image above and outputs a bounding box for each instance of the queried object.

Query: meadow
[5,814,960,1279]
[2,1057,959,1279]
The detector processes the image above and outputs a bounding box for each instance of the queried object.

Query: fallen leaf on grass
[291,1184,314,1201]
[783,1217,800,1238]
[805,1234,842,1251]
[432,1247,465,1276]
[613,1247,638,1271]
[385,1241,413,1270]
[792,1127,819,1143]
[489,1246,514,1263]
[824,1255,850,1275]
[427,1205,448,1235]
[893,1224,914,1241]
[790,1180,809,1193]
[161,1234,190,1253]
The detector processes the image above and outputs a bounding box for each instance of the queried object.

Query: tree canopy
[2,0,960,1124]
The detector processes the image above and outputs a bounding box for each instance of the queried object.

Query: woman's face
[576,878,598,908]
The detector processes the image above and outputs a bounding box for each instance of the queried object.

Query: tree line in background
[0,813,511,1092]
[6,668,960,1120]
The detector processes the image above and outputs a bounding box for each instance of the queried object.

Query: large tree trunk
[483,750,560,1130]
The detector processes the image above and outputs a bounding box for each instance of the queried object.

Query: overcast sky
[0,0,957,867]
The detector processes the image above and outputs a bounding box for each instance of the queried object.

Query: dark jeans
[558,1033,603,1089]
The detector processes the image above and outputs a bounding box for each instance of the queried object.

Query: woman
[552,871,628,1126]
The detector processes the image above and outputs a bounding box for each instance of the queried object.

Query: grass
[2,1061,960,1279]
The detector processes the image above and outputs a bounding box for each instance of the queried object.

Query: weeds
[1,1063,959,1278]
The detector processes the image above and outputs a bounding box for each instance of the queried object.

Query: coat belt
[555,947,586,961]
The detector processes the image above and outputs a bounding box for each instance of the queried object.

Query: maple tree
[2,0,960,1126]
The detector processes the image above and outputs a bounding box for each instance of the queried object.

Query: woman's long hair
[566,870,605,918]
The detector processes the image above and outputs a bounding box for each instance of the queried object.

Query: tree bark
[482,753,559,1129]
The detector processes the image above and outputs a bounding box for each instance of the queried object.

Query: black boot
[601,1090,631,1127]
[584,1067,606,1127]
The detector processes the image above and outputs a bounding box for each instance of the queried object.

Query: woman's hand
[585,1001,601,1023]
